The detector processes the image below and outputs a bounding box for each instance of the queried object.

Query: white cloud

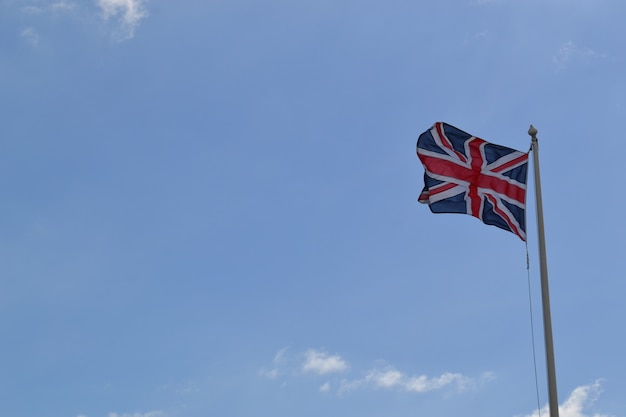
[302,349,349,375]
[262,347,489,397]
[340,367,489,394]
[97,0,148,41]
[518,380,611,417]
[108,412,166,417]
[11,0,146,43]
[367,368,404,388]
[20,27,39,46]
[404,372,474,392]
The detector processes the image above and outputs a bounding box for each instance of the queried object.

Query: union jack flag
[417,122,529,241]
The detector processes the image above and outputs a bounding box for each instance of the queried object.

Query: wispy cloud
[259,346,290,379]
[20,2,75,15]
[339,367,492,394]
[12,2,83,46]
[77,413,166,417]
[518,380,611,417]
[20,27,40,46]
[108,412,166,417]
[97,0,148,41]
[262,347,487,396]
[21,5,43,14]
[14,0,148,42]
[51,1,75,11]
[553,41,600,70]
[302,349,349,375]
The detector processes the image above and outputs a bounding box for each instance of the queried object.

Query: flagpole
[528,125,559,417]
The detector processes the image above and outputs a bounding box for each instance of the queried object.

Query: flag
[417,122,529,240]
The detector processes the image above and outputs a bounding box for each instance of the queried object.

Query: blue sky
[1,0,625,416]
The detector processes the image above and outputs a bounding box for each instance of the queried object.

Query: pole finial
[528,124,538,138]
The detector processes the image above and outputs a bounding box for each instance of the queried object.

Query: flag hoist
[528,124,559,417]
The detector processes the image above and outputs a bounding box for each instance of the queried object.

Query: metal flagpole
[528,125,559,417]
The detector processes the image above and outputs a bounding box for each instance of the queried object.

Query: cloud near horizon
[262,347,485,396]
[518,380,611,417]
[261,348,612,417]
[108,412,166,417]
[339,367,492,394]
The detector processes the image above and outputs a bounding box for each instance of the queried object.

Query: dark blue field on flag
[417,122,529,240]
